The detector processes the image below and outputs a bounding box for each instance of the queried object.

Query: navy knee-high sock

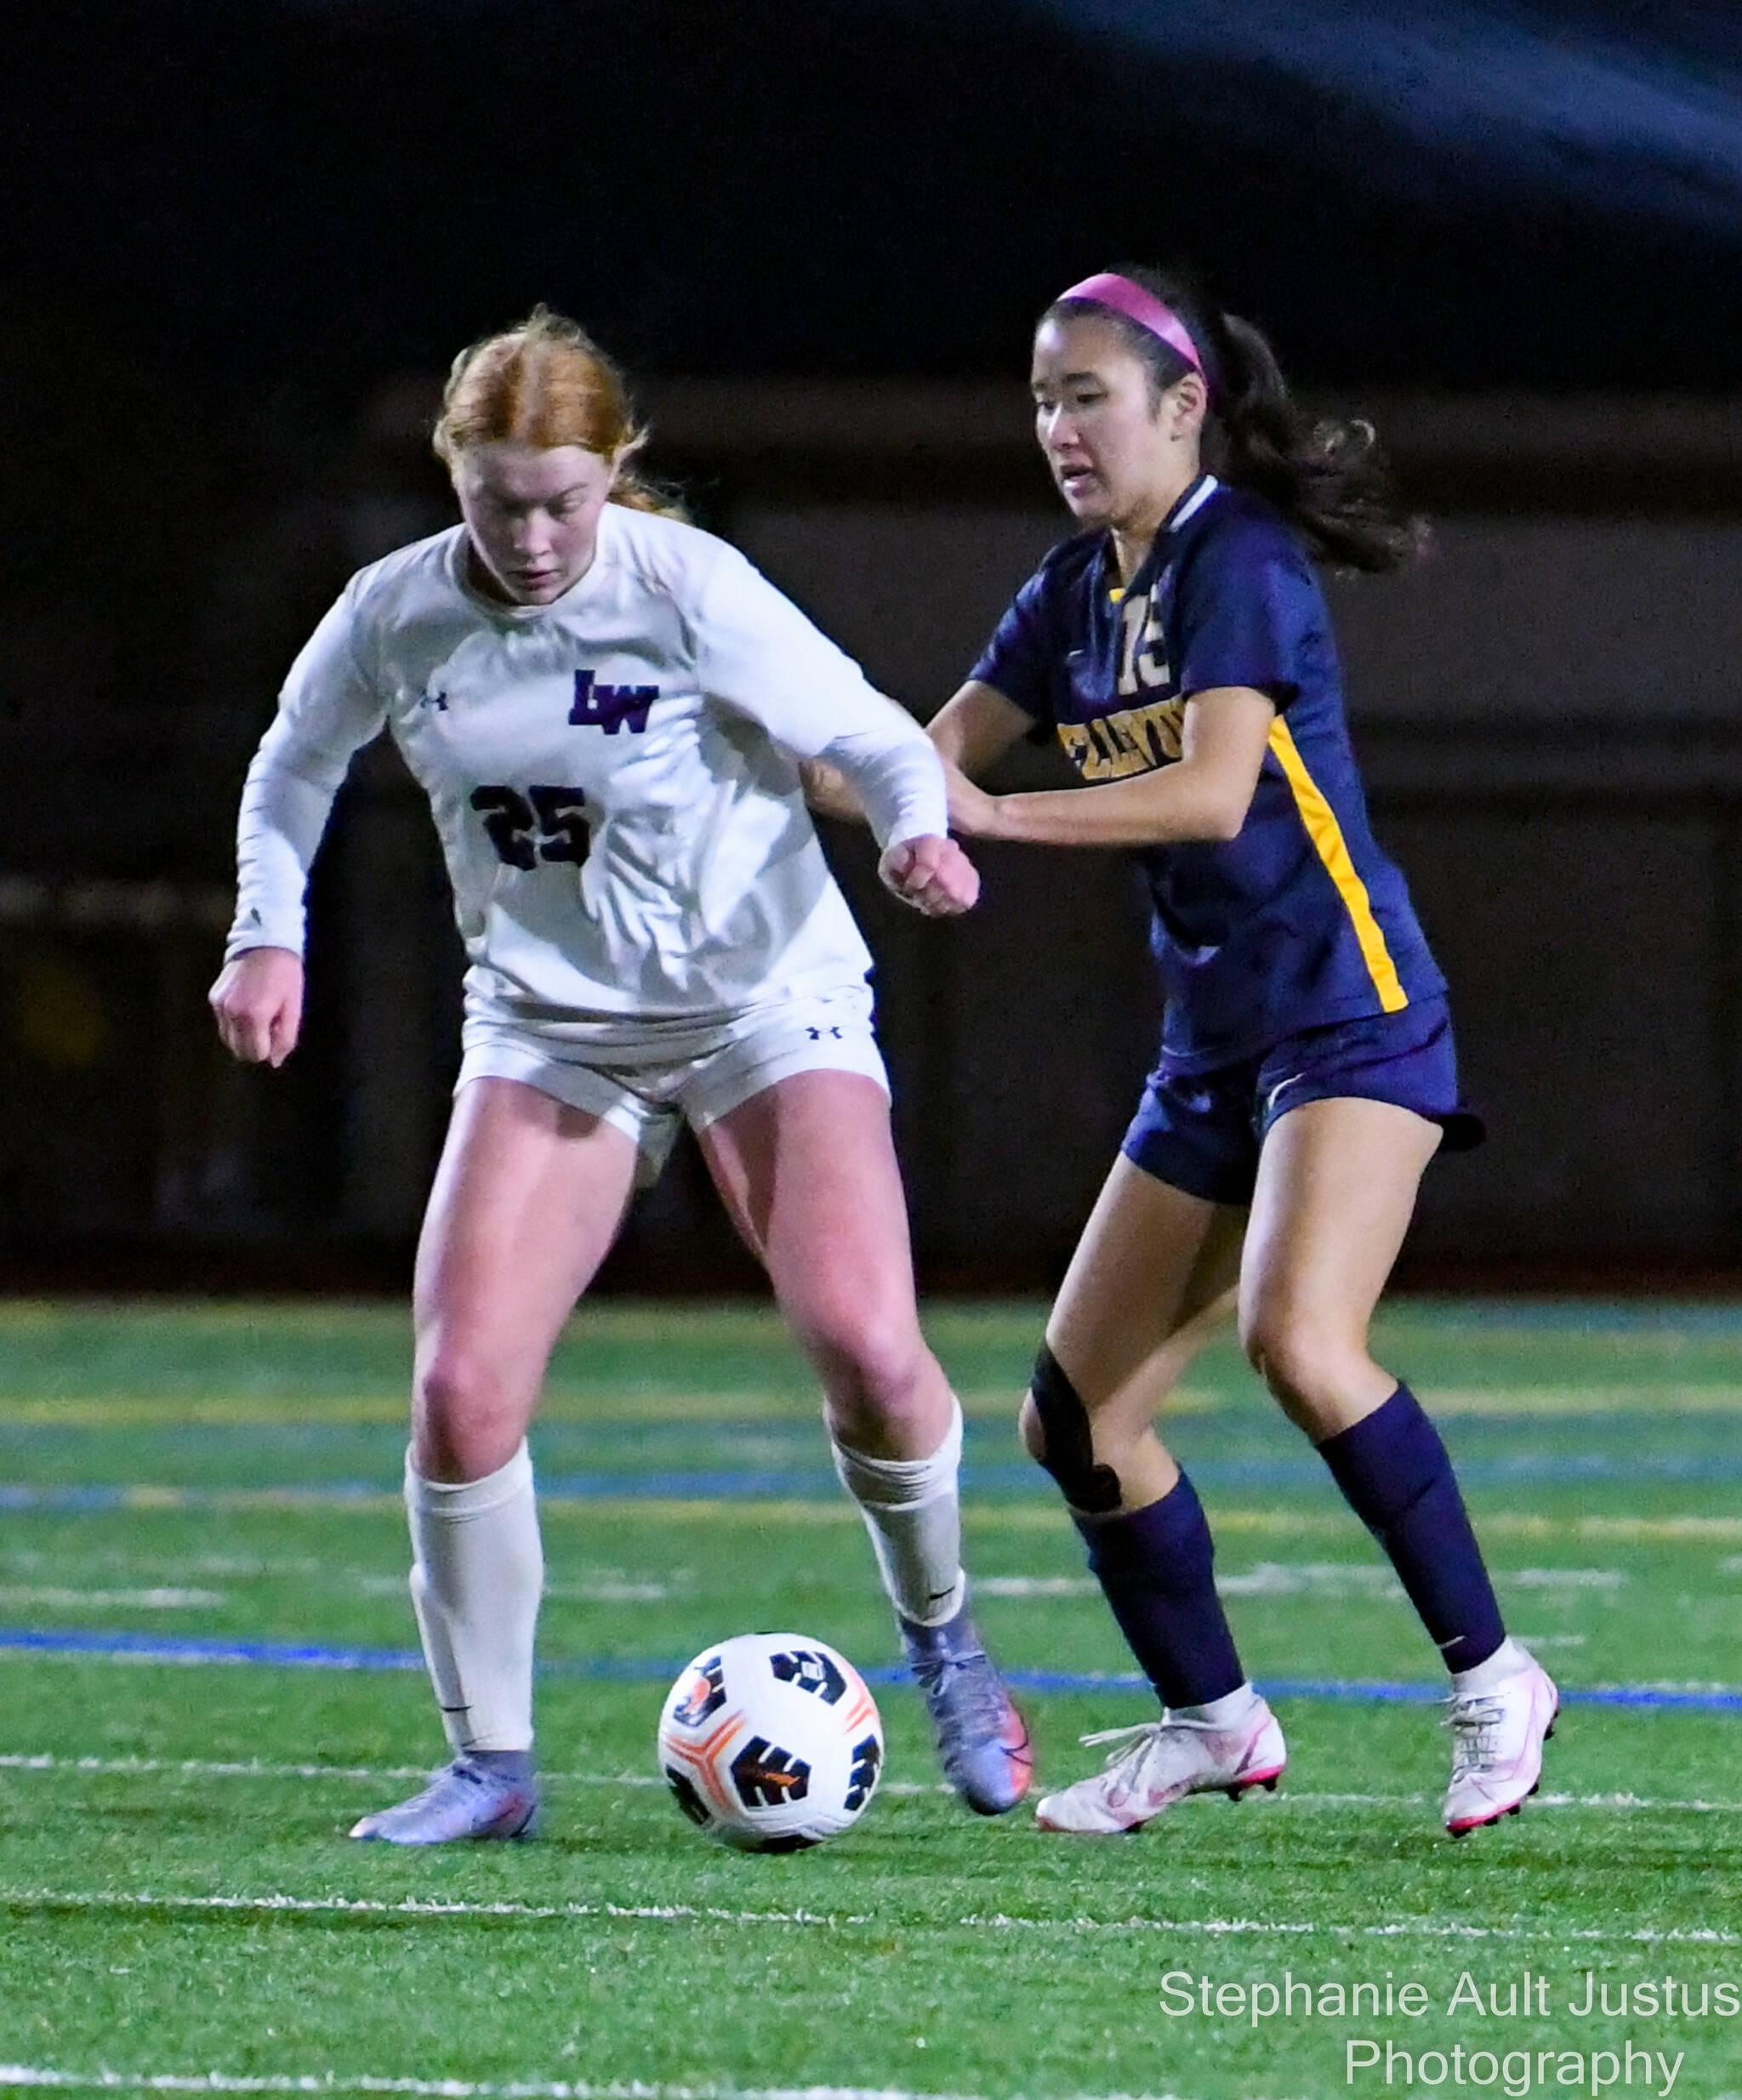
[1317,1384,1505,1674]
[1073,1471,1246,1711]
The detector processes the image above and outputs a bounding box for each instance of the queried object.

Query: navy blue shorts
[1120,997,1484,1206]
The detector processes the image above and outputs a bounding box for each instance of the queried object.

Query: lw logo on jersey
[570,669,657,734]
[769,1648,847,1705]
[730,1736,812,1807]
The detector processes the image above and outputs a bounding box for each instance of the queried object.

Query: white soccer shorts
[454,987,887,1182]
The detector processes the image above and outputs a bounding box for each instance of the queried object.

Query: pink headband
[1056,273,1206,383]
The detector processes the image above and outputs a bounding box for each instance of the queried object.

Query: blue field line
[0,1627,427,1670]
[4,1625,1742,1713]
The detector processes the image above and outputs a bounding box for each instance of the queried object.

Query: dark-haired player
[935,269,1553,1837]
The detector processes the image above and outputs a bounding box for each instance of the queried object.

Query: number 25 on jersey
[470,785,590,870]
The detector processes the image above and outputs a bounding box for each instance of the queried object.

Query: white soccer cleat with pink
[1034,1698,1287,1835]
[1442,1654,1558,1835]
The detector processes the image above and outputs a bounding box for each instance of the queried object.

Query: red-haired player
[212,310,1030,1842]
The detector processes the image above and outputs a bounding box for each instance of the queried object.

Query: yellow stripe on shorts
[1267,717,1408,1013]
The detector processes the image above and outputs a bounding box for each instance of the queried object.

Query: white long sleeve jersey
[229,506,950,1047]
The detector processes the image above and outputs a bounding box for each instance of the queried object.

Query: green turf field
[3,1299,1742,2100]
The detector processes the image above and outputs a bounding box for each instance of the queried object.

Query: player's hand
[941,757,1004,839]
[209,946,305,1066]
[878,834,981,916]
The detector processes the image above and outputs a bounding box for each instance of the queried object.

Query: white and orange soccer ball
[656,1632,885,1851]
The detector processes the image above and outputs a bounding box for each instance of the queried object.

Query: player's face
[452,442,620,604]
[1030,316,1198,536]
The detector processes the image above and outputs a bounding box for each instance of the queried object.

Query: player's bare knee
[413,1351,519,1477]
[797,1299,927,1417]
[415,1348,496,1420]
[1242,1311,1363,1433]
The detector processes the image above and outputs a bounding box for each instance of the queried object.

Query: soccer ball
[656,1631,884,1852]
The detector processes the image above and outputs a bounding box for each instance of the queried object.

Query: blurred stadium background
[3,0,1740,1289]
[9,10,1742,2096]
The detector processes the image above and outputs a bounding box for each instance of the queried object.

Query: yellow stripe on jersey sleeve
[1267,718,1408,1013]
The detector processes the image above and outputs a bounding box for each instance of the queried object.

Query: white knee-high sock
[406,1442,543,1755]
[832,1397,966,1628]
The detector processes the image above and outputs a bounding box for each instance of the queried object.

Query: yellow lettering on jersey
[1133,698,1185,762]
[1118,593,1170,697]
[1057,722,1099,778]
[1267,718,1408,1012]
[1057,698,1185,783]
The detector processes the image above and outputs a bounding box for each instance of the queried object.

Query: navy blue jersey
[970,475,1444,1070]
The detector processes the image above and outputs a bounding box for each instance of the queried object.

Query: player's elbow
[799,760,862,824]
[1189,785,1252,844]
[1170,758,1255,844]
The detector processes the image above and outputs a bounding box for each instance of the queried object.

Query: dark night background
[11,0,1742,392]
[4,0,1742,1283]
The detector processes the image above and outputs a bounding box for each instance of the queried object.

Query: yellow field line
[5,1493,1728,1544]
[1423,1385,1742,1414]
[14,1380,1742,1426]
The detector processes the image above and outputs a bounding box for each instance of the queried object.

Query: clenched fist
[877,834,981,917]
[209,946,305,1067]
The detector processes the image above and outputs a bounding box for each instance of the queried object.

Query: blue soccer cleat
[349,1756,539,1844]
[900,1607,1033,1816]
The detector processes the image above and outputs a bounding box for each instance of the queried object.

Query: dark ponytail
[1047,266,1426,575]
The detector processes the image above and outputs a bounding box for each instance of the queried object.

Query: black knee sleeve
[1028,1342,1121,1514]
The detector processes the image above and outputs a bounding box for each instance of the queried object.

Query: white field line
[0,1753,942,1798]
[354,1577,675,1603]
[0,1590,225,1610]
[0,1755,448,1783]
[0,1887,1738,1949]
[0,1558,332,1579]
[9,1755,1742,1816]
[1217,1564,1625,1600]
[983,1563,1603,1600]
[0,1559,682,1600]
[0,1568,1620,1604]
[0,2070,1229,2100]
[7,1561,1621,1600]
[0,1891,870,1927]
[963,1914,1742,1947]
